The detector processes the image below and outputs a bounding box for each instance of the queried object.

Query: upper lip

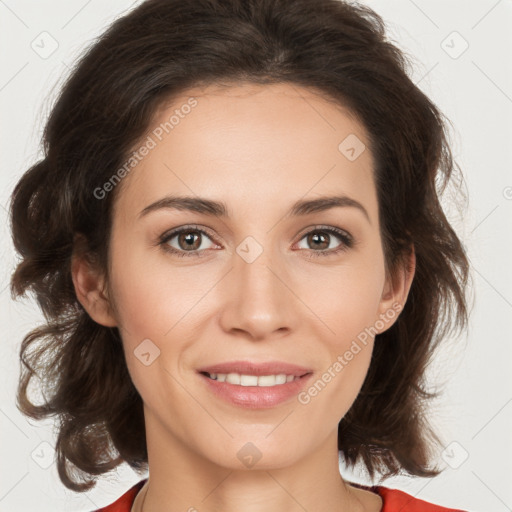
[197,360,313,377]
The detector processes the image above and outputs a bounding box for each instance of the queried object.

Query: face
[78,82,410,471]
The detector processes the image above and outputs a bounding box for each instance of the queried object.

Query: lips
[196,360,313,377]
[198,369,313,409]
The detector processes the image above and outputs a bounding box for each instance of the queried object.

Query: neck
[135,411,378,512]
[130,481,148,512]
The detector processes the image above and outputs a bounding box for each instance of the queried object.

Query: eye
[159,225,219,258]
[158,224,354,259]
[295,226,354,257]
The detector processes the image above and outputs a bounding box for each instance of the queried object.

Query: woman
[9,0,471,510]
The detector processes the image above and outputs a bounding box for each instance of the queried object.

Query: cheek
[108,241,202,341]
[307,259,385,342]
[302,319,376,426]
[107,244,217,390]
[302,255,384,399]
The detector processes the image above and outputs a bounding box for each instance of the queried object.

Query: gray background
[1,1,511,510]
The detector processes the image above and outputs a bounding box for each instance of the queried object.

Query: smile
[198,371,313,409]
[203,372,305,386]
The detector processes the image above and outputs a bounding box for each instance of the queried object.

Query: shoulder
[91,479,147,512]
[350,481,466,512]
[377,486,467,512]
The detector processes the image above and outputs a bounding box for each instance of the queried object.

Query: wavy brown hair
[9,0,471,492]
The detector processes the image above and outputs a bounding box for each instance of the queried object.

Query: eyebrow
[138,194,371,224]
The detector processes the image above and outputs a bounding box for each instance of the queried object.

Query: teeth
[206,372,299,386]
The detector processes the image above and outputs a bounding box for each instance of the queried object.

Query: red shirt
[95,479,466,511]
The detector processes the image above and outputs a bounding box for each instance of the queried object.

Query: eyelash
[158,224,354,259]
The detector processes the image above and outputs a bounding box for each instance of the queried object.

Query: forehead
[114,82,377,223]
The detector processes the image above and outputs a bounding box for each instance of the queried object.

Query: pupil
[311,232,328,250]
[181,232,199,250]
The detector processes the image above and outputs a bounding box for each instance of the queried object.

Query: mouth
[196,363,314,409]
[199,371,311,387]
[196,360,313,378]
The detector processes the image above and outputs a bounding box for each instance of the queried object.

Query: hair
[9,0,471,492]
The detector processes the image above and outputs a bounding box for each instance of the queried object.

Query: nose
[217,241,298,341]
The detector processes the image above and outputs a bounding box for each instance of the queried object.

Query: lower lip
[198,372,313,409]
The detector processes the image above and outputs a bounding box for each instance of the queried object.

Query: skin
[72,82,415,512]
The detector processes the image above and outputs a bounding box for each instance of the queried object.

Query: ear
[71,239,117,328]
[375,245,416,334]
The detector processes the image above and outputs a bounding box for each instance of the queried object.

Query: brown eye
[296,226,353,257]
[176,231,202,251]
[160,226,218,257]
[306,231,330,250]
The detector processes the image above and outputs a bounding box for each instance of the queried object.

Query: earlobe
[71,252,118,328]
[376,245,416,334]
